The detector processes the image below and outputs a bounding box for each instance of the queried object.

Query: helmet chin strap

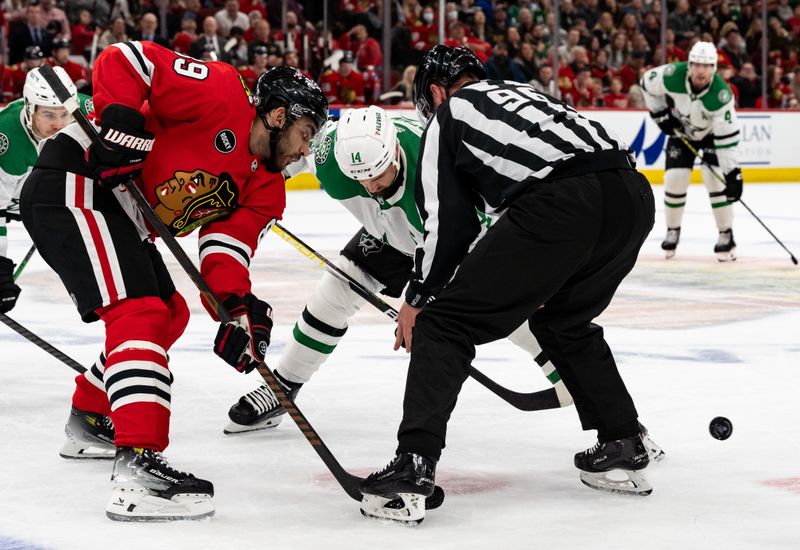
[260,113,288,172]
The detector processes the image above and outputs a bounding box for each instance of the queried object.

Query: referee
[360,46,656,523]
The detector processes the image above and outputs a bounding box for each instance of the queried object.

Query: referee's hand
[394,302,422,353]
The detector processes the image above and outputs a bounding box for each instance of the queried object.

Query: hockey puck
[709,416,733,440]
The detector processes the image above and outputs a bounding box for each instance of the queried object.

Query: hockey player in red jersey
[20,41,327,521]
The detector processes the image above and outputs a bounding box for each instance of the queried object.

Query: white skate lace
[102,415,115,432]
[243,384,280,414]
[148,451,190,478]
[586,441,602,455]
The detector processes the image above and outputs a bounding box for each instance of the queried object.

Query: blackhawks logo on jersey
[154,169,239,235]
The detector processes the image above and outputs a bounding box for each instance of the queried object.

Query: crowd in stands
[2,1,800,110]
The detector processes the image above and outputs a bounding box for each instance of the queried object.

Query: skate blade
[385,485,445,510]
[716,250,737,262]
[59,438,115,460]
[579,469,653,496]
[360,493,425,525]
[223,415,283,435]
[106,486,215,522]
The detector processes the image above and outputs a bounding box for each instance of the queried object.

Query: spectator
[350,24,382,71]
[604,76,629,108]
[403,0,423,24]
[224,26,250,66]
[45,19,66,44]
[738,3,756,35]
[775,0,794,23]
[731,62,761,108]
[320,50,365,105]
[172,16,199,55]
[71,9,95,57]
[66,0,110,28]
[514,41,539,82]
[788,6,800,36]
[9,2,52,64]
[445,22,492,62]
[618,50,646,92]
[484,41,527,83]
[517,7,535,42]
[623,0,644,25]
[719,26,746,70]
[283,50,312,79]
[49,38,89,90]
[761,65,792,108]
[243,10,264,42]
[505,26,522,60]
[631,32,653,65]
[199,41,219,62]
[410,5,438,51]
[668,0,695,46]
[695,0,716,36]
[567,67,598,107]
[248,19,282,64]
[488,6,508,45]
[283,11,309,54]
[577,0,600,30]
[591,48,612,86]
[604,0,624,26]
[531,64,558,97]
[237,44,269,90]
[109,0,134,28]
[718,62,739,104]
[559,0,579,30]
[215,0,250,38]
[558,28,582,64]
[133,13,170,48]
[98,16,129,50]
[641,12,660,50]
[593,12,616,48]
[653,29,687,64]
[190,16,224,60]
[472,8,489,43]
[389,64,416,105]
[790,70,800,105]
[182,0,208,27]
[2,46,45,102]
[40,0,70,41]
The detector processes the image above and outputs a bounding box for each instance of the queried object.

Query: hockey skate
[59,406,116,459]
[360,453,436,526]
[224,372,303,434]
[575,435,652,496]
[639,422,665,462]
[714,229,736,262]
[661,227,681,259]
[106,447,214,521]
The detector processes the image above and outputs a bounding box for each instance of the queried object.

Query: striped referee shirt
[406,79,629,306]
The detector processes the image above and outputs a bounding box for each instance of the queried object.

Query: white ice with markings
[1,184,798,549]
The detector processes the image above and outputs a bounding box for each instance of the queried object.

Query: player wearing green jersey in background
[224,107,663,466]
[641,41,743,261]
[0,66,91,312]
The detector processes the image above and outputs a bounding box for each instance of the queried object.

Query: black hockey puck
[709,416,733,440]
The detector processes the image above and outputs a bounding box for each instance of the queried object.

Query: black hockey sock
[597,420,641,443]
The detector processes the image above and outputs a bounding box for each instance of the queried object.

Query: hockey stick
[678,135,798,265]
[37,64,443,508]
[13,244,36,281]
[271,223,563,412]
[0,313,86,374]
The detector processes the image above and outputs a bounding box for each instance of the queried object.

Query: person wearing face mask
[410,6,439,51]
[20,43,327,521]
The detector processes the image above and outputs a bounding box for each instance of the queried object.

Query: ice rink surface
[1,184,798,550]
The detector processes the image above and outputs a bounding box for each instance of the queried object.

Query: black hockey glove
[86,104,154,189]
[214,293,273,374]
[723,167,743,202]
[650,107,682,137]
[0,256,21,313]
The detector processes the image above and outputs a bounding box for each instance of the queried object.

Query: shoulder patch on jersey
[664,64,676,76]
[83,97,94,114]
[0,133,8,156]
[214,129,237,154]
[315,134,332,165]
[718,88,732,104]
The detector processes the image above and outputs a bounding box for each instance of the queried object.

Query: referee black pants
[397,168,655,460]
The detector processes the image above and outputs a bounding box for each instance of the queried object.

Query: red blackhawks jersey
[90,41,286,308]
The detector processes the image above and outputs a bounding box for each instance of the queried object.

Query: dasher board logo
[214,129,236,153]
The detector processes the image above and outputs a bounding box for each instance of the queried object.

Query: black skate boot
[60,406,116,459]
[639,422,665,462]
[714,228,736,262]
[661,227,681,259]
[106,447,214,521]
[224,371,303,434]
[360,453,437,525]
[575,435,652,496]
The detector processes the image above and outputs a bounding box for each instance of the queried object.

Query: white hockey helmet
[334,106,399,181]
[23,66,76,137]
[688,41,718,72]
